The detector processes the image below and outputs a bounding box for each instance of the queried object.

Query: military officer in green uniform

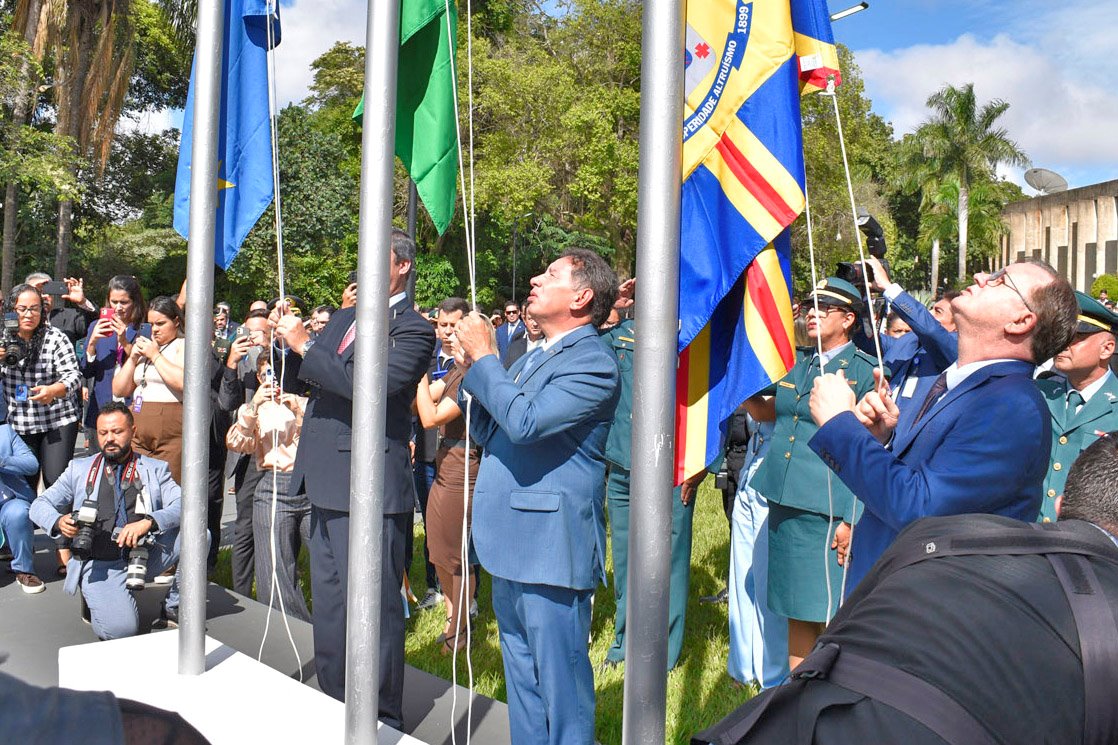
[746,277,880,669]
[1036,291,1118,522]
[600,282,699,670]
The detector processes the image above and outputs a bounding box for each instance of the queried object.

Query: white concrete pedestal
[58,630,423,744]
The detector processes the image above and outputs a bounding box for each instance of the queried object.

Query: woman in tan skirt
[415,333,480,654]
[112,296,185,484]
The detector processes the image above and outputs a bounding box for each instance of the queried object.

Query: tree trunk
[931,238,940,294]
[54,6,95,278]
[956,182,969,281]
[2,0,44,293]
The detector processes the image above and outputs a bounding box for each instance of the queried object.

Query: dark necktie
[514,346,544,383]
[1067,390,1085,418]
[913,372,949,424]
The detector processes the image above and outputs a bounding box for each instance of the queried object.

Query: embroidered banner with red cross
[674,0,840,484]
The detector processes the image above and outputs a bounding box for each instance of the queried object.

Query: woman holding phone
[82,275,146,449]
[1,283,83,574]
[112,296,186,483]
[413,330,480,654]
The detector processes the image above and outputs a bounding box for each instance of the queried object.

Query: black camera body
[835,211,890,290]
[69,498,101,561]
[1,312,27,366]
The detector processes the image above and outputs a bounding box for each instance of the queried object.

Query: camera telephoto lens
[126,544,150,591]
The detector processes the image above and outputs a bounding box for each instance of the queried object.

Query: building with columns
[1000,179,1118,292]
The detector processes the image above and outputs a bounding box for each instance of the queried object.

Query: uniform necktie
[913,372,949,423]
[1067,389,1085,417]
[337,321,356,354]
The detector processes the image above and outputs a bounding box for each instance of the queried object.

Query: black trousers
[309,505,408,730]
[231,456,264,596]
[21,421,79,490]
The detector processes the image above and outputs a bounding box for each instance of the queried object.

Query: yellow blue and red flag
[674,0,840,483]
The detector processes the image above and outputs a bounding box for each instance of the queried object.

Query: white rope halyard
[256,0,303,680]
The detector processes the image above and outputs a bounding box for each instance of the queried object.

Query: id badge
[131,393,143,413]
[14,384,29,402]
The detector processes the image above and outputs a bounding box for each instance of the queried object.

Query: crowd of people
[3,241,1118,745]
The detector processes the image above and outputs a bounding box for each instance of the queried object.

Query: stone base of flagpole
[58,631,428,744]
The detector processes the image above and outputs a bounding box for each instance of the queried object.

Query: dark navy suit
[462,323,619,745]
[809,360,1047,592]
[495,320,525,365]
[285,300,434,726]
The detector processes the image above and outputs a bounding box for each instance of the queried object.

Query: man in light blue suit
[456,249,620,745]
[807,260,1078,592]
[29,402,182,640]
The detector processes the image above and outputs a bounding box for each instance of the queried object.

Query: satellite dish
[1025,168,1069,195]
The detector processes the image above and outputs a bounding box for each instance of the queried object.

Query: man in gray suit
[456,248,620,745]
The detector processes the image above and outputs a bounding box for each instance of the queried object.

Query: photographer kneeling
[29,402,182,640]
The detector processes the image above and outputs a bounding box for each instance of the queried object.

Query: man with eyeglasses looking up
[807,260,1078,592]
[495,301,525,366]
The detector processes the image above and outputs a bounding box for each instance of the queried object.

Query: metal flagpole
[346,0,400,739]
[622,0,684,740]
[406,179,418,301]
[178,0,225,676]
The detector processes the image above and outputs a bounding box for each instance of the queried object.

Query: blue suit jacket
[29,452,182,594]
[462,324,620,590]
[495,321,525,361]
[81,322,139,429]
[809,359,1047,591]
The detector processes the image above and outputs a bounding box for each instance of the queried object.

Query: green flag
[355,0,459,234]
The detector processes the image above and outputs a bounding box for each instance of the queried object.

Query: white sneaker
[17,573,45,594]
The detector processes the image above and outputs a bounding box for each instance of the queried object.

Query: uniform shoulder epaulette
[852,348,890,377]
[1035,377,1065,397]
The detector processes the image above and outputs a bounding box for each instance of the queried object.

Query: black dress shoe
[153,603,179,630]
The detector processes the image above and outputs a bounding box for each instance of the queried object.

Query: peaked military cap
[809,277,863,312]
[1074,291,1118,334]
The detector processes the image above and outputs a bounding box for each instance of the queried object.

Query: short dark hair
[939,290,962,303]
[312,304,336,317]
[438,297,469,315]
[1022,260,1077,363]
[390,228,416,266]
[97,401,135,426]
[560,248,618,327]
[243,309,270,322]
[1060,433,1118,535]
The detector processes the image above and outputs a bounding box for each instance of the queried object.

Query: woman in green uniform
[746,277,880,669]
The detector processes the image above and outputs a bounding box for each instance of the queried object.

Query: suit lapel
[893,361,1030,454]
[515,324,595,387]
[1068,375,1118,431]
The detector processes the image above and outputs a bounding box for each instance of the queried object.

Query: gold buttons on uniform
[789,436,795,443]
[1053,463,1062,471]
[1047,489,1056,498]
[793,415,799,422]
[1059,436,1068,445]
[784,452,791,459]
[1043,517,1052,523]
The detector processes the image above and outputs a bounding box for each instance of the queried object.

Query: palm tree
[919,174,1016,281]
[911,83,1028,280]
[8,0,192,278]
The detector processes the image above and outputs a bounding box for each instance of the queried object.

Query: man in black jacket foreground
[272,229,435,728]
[696,434,1118,745]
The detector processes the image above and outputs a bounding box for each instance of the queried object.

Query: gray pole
[406,179,418,301]
[622,0,683,741]
[346,0,400,739]
[178,0,224,676]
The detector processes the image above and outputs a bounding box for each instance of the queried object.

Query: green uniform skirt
[767,503,844,623]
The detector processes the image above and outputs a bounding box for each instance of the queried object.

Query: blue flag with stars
[174,0,280,270]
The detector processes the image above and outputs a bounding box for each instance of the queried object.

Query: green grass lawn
[213,478,755,743]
